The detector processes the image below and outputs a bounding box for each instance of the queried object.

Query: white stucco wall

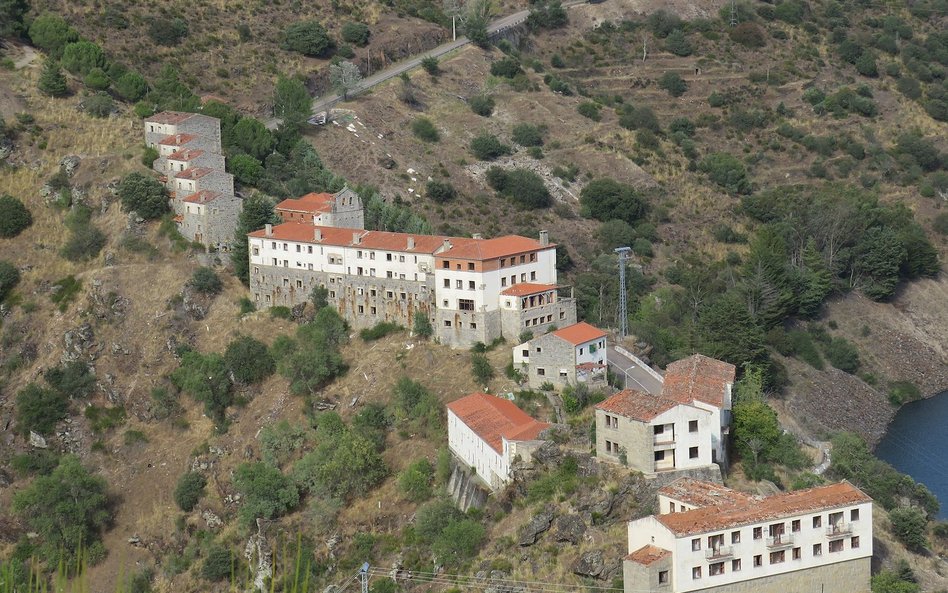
[447,409,508,490]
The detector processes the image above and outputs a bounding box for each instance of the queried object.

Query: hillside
[1,0,948,592]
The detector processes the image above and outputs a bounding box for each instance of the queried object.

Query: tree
[190,267,223,294]
[658,72,687,97]
[729,22,765,47]
[698,293,767,366]
[115,71,148,102]
[411,117,440,142]
[487,168,551,208]
[44,361,96,399]
[274,76,311,131]
[37,58,69,97]
[292,427,387,499]
[61,41,106,75]
[853,227,905,300]
[490,57,522,78]
[16,384,69,436]
[171,351,233,426]
[527,0,567,29]
[732,399,780,464]
[224,335,275,384]
[341,22,370,46]
[470,133,510,160]
[0,0,29,38]
[0,260,20,302]
[426,180,457,203]
[580,178,648,225]
[29,13,78,58]
[148,17,189,46]
[432,519,485,566]
[232,195,278,285]
[511,123,545,146]
[260,420,310,466]
[233,462,299,525]
[282,21,334,57]
[469,94,494,116]
[871,569,920,593]
[698,152,751,194]
[230,154,264,185]
[174,471,207,511]
[889,507,928,552]
[12,455,110,565]
[413,311,434,338]
[83,92,114,118]
[797,239,832,317]
[83,67,110,91]
[665,29,693,56]
[421,56,440,76]
[471,353,494,384]
[0,194,32,237]
[231,117,274,161]
[329,60,362,100]
[117,172,168,219]
[462,0,492,48]
[201,545,234,582]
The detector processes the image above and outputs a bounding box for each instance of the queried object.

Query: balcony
[766,534,794,549]
[653,435,675,446]
[706,546,733,560]
[826,523,853,538]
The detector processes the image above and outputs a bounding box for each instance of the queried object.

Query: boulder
[554,514,586,544]
[518,507,555,546]
[29,431,48,449]
[60,155,81,177]
[572,550,605,578]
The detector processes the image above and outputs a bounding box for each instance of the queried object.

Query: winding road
[265,0,589,129]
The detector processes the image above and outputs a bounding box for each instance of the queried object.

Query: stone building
[623,478,872,593]
[446,392,550,491]
[512,321,608,390]
[275,187,364,229]
[246,223,576,347]
[143,111,241,251]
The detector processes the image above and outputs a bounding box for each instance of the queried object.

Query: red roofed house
[275,187,364,229]
[513,321,608,390]
[247,225,576,347]
[446,392,551,491]
[622,478,872,593]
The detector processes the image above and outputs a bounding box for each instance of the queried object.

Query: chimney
[265,224,273,237]
[407,236,415,250]
[442,239,452,252]
[472,233,483,240]
[353,232,362,245]
[539,230,549,246]
[315,228,323,241]
[176,134,181,143]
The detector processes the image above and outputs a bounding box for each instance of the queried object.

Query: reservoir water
[874,391,948,520]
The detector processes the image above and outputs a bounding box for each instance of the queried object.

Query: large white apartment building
[247,222,577,347]
[624,478,873,593]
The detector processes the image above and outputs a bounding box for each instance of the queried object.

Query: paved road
[265,1,587,129]
[606,346,664,396]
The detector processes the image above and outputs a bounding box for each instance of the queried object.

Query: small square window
[851,536,860,549]
[692,539,701,551]
[851,509,860,522]
[792,520,801,532]
[813,543,822,556]
[689,420,698,432]
[753,527,762,540]
[792,547,801,560]
[731,531,740,544]
[658,571,668,584]
[731,559,741,572]
[537,368,545,376]
[468,262,475,271]
[689,446,699,459]
[444,320,452,327]
[753,555,762,567]
[692,567,701,580]
[813,516,822,529]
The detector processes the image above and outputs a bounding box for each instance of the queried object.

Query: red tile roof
[656,481,872,536]
[250,223,468,254]
[172,215,183,223]
[439,235,552,261]
[276,192,335,215]
[594,389,683,422]
[662,354,736,409]
[168,148,205,161]
[158,133,198,146]
[552,322,607,346]
[626,545,671,566]
[500,283,559,297]
[146,111,198,125]
[175,167,216,180]
[182,190,224,204]
[447,393,550,453]
[658,478,752,509]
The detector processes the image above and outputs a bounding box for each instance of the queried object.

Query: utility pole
[729,0,737,26]
[615,247,631,339]
[359,563,370,593]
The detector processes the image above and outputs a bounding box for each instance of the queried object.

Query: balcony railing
[766,534,794,549]
[826,523,853,538]
[653,435,675,446]
[706,546,733,560]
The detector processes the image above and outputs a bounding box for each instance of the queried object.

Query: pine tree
[797,239,832,317]
[37,59,68,98]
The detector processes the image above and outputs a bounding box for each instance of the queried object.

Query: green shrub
[470,133,511,160]
[577,101,602,121]
[171,350,233,427]
[29,14,78,58]
[291,418,387,499]
[260,420,310,466]
[730,22,765,47]
[85,405,126,433]
[398,458,434,502]
[282,20,334,57]
[0,260,20,302]
[37,58,68,97]
[50,275,82,311]
[174,471,207,511]
[341,22,370,46]
[471,353,494,384]
[16,384,68,436]
[61,41,105,76]
[490,57,522,78]
[115,72,148,102]
[233,462,299,525]
[486,167,551,208]
[83,68,110,91]
[823,337,860,373]
[412,117,440,142]
[469,94,494,116]
[887,381,921,406]
[658,72,687,97]
[413,311,434,339]
[0,195,33,238]
[148,17,189,46]
[84,92,114,118]
[426,180,457,203]
[511,123,545,146]
[360,321,404,341]
[421,56,440,76]
[889,507,928,552]
[580,177,648,224]
[44,361,96,399]
[190,267,223,295]
[117,172,169,219]
[618,105,660,132]
[201,545,234,582]
[224,335,275,384]
[698,152,751,194]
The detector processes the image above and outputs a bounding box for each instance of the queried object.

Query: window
[444,320,452,327]
[753,555,762,567]
[387,271,394,278]
[283,243,288,251]
[792,520,801,532]
[692,567,701,580]
[520,273,526,282]
[501,277,507,287]
[308,246,313,254]
[358,305,364,314]
[792,547,801,560]
[399,255,405,262]
[813,516,822,529]
[369,252,375,260]
[537,368,545,376]
[658,571,668,584]
[605,440,613,453]
[520,255,526,263]
[709,562,724,577]
[296,280,303,288]
[559,371,568,378]
[851,536,860,549]
[689,420,698,432]
[769,551,784,564]
[654,425,665,435]
[386,291,394,298]
[296,245,301,252]
[753,527,762,540]
[731,559,741,572]
[468,280,475,290]
[455,280,463,289]
[444,279,450,288]
[654,450,665,461]
[386,253,393,261]
[252,247,259,256]
[829,540,843,553]
[329,291,336,298]
[500,258,506,267]
[829,511,843,527]
[731,531,740,544]
[470,322,477,329]
[691,539,701,551]
[357,250,363,259]
[530,271,537,280]
[371,289,377,297]
[579,348,584,355]
[442,261,450,269]
[669,503,675,512]
[851,509,860,522]
[468,263,475,271]
[522,349,529,357]
[689,447,699,459]
[370,307,376,314]
[459,299,475,311]
[813,543,822,556]
[708,534,724,550]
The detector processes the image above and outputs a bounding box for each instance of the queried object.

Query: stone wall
[178,195,242,250]
[596,409,652,473]
[325,187,364,229]
[434,308,501,348]
[526,333,576,389]
[194,170,234,196]
[178,115,222,149]
[500,298,577,343]
[623,557,672,593]
[690,557,869,593]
